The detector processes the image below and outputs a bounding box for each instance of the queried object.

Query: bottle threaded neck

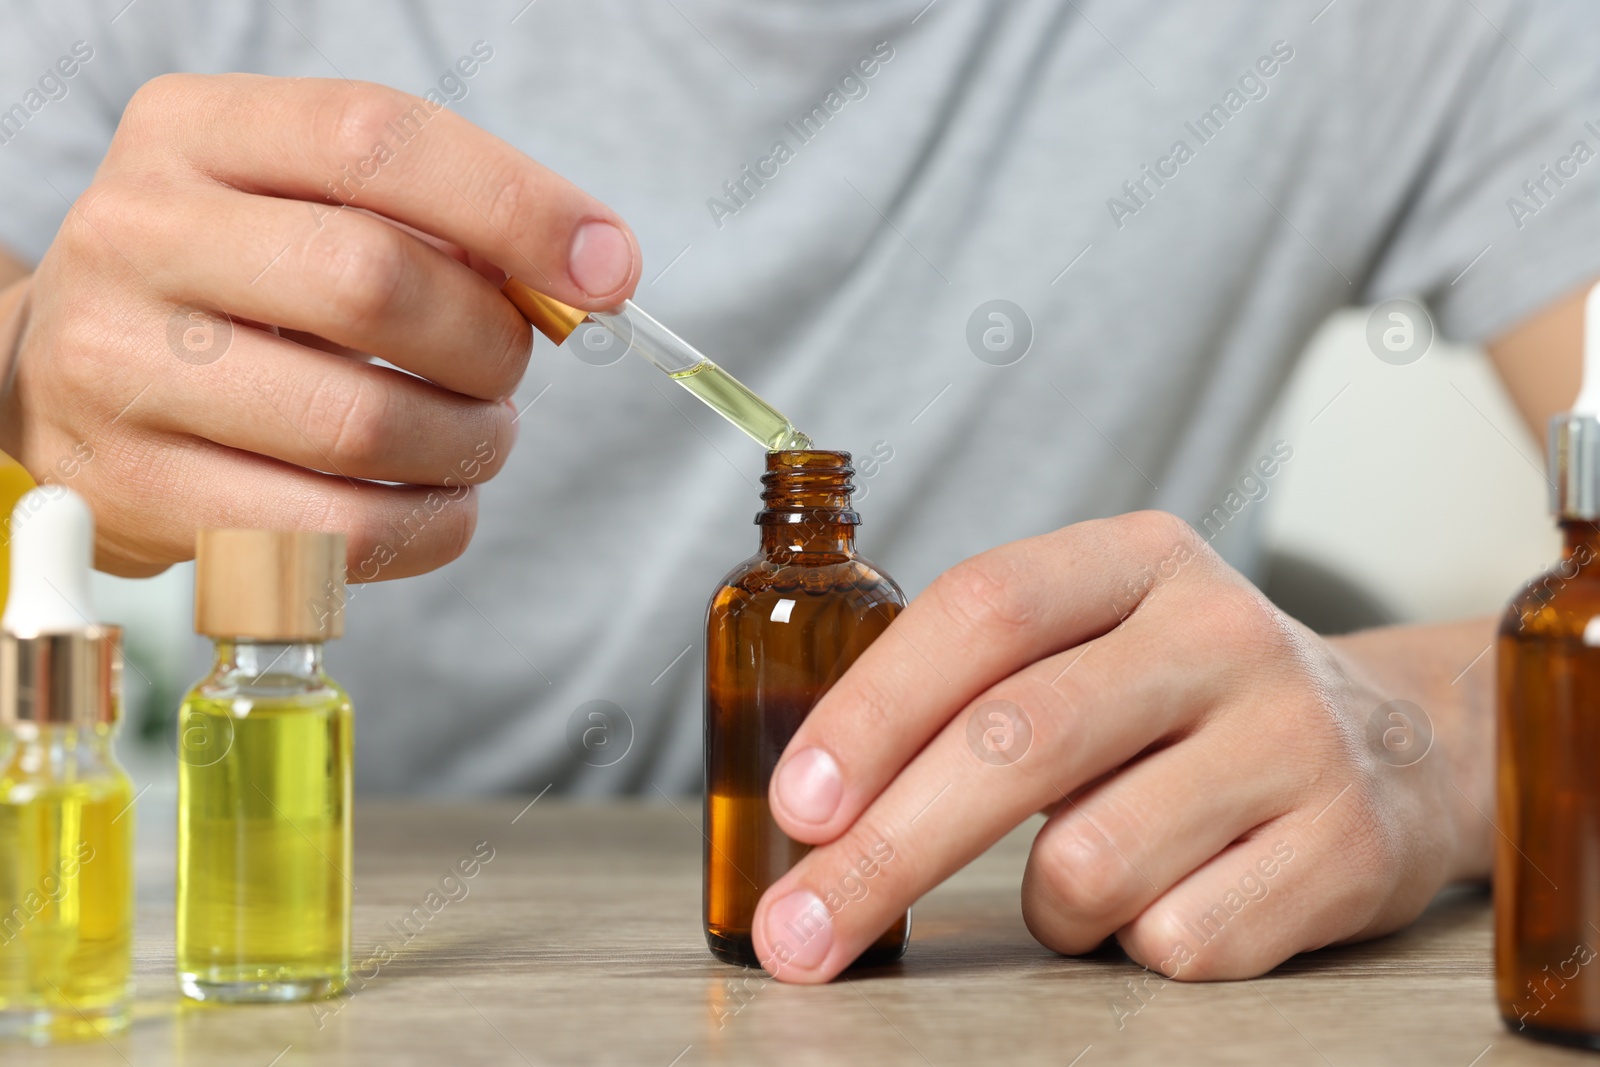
[757,449,859,525]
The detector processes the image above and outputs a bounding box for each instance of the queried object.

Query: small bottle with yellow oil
[176,529,352,1002]
[0,487,134,1043]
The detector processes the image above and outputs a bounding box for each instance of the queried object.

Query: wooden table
[11,800,1593,1066]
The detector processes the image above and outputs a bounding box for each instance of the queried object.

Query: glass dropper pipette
[502,279,812,451]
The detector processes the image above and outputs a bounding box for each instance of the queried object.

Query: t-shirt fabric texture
[0,0,1597,794]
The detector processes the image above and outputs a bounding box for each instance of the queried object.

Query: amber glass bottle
[704,450,909,969]
[1497,412,1600,1046]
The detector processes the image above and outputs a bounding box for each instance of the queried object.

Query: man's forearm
[1329,616,1498,882]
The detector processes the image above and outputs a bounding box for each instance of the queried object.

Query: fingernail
[775,747,842,825]
[763,889,833,972]
[567,220,633,299]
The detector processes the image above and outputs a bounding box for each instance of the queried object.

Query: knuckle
[838,671,902,739]
[1122,901,1277,982]
[1102,509,1210,571]
[431,487,478,566]
[1122,509,1200,553]
[994,671,1072,736]
[1095,511,1218,619]
[473,417,515,482]
[483,164,536,251]
[969,673,1071,770]
[49,311,116,385]
[299,490,366,556]
[382,488,477,573]
[445,425,507,486]
[454,306,531,402]
[1032,826,1136,922]
[1194,581,1295,664]
[53,188,116,265]
[122,73,192,124]
[108,75,218,181]
[339,509,392,583]
[931,552,1034,634]
[71,184,163,266]
[311,220,408,328]
[1168,943,1231,982]
[797,670,896,768]
[317,83,411,165]
[81,183,139,245]
[481,317,533,400]
[45,308,134,410]
[315,486,478,581]
[1118,908,1199,979]
[307,373,393,468]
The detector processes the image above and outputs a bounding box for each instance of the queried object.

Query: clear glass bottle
[703,449,910,968]
[0,487,133,1043]
[0,714,134,1043]
[176,529,352,1002]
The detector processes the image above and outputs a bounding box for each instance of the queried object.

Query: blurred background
[1257,306,1556,633]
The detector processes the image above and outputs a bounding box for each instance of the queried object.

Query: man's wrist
[1326,617,1497,882]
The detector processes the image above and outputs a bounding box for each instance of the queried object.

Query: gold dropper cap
[0,626,123,726]
[502,278,588,344]
[195,529,346,641]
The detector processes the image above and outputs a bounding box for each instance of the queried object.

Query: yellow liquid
[176,689,353,1001]
[0,454,38,613]
[670,361,812,451]
[0,769,134,1042]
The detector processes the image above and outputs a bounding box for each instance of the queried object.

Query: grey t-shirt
[1,0,1597,794]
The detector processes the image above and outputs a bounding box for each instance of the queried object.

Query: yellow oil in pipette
[668,363,812,451]
[500,281,814,451]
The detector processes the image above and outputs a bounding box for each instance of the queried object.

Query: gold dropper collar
[502,278,589,344]
[195,529,346,641]
[0,626,123,726]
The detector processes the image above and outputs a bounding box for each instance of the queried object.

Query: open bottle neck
[210,638,326,685]
[2,721,122,782]
[757,449,859,559]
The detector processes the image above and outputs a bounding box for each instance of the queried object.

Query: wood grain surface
[9,800,1592,1066]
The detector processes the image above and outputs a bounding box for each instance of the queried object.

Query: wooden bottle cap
[194,529,346,641]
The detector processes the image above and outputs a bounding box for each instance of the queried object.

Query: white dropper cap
[1573,281,1600,416]
[2,485,97,635]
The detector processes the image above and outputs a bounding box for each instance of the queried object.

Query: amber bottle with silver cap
[175,529,353,1003]
[0,486,134,1043]
[1497,280,1600,1047]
